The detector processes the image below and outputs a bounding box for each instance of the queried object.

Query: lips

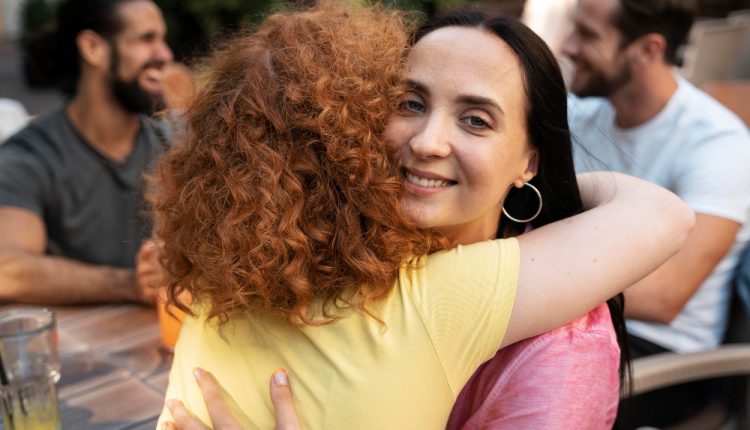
[140,60,169,92]
[402,167,456,194]
[404,171,451,188]
[143,68,164,81]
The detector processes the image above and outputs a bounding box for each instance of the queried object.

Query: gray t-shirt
[0,105,167,268]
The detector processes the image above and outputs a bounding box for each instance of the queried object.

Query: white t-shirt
[570,76,750,352]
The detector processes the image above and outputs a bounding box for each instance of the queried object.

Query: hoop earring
[502,182,543,223]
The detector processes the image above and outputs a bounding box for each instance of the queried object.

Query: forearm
[624,276,680,324]
[508,172,693,346]
[0,249,138,304]
[623,213,737,324]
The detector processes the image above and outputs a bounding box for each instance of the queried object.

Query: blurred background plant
[17,0,521,66]
[13,0,748,86]
[155,0,499,61]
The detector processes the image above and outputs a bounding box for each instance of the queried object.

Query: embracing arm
[502,172,694,348]
[0,206,156,304]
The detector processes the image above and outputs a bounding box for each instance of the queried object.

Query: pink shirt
[447,304,620,429]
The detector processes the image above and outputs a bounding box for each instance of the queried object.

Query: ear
[514,150,539,188]
[76,29,111,70]
[633,33,667,66]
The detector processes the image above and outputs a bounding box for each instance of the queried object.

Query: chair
[728,12,750,79]
[681,18,750,86]
[624,246,750,429]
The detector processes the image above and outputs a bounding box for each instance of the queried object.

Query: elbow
[657,291,691,324]
[662,195,695,254]
[651,305,681,325]
[631,295,683,324]
[680,206,696,239]
[0,250,30,301]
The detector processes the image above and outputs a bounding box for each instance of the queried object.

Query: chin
[401,204,433,229]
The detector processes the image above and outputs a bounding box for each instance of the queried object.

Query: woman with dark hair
[413,12,626,428]
[155,3,691,429]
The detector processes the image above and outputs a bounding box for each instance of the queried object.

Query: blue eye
[401,99,425,113]
[462,115,490,128]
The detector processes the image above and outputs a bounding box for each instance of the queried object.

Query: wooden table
[1,304,173,430]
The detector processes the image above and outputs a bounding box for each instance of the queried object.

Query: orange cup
[157,290,188,352]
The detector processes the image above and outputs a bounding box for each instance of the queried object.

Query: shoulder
[674,79,750,143]
[1,106,68,156]
[666,81,750,177]
[425,238,519,266]
[140,114,177,151]
[411,238,520,291]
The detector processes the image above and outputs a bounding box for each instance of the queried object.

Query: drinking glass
[0,307,61,430]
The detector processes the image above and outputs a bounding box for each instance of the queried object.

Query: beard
[571,56,633,98]
[109,45,165,115]
[111,77,162,115]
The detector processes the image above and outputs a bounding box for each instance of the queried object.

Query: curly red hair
[150,3,443,324]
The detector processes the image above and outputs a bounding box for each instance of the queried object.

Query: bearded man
[0,0,172,304]
[565,0,750,426]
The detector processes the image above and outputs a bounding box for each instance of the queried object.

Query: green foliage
[182,0,275,34]
[20,0,59,39]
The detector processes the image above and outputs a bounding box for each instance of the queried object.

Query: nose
[408,112,452,160]
[156,39,174,64]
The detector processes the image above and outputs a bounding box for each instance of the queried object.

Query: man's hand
[135,240,164,305]
[162,63,197,112]
[0,206,146,304]
[163,368,301,430]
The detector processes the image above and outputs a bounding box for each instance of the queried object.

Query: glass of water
[0,307,61,430]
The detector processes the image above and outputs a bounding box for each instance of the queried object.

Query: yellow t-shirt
[158,238,519,429]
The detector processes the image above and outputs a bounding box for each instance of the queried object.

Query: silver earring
[502,182,543,223]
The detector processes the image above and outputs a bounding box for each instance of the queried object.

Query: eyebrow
[406,79,504,115]
[405,79,429,95]
[455,95,504,116]
[575,19,598,38]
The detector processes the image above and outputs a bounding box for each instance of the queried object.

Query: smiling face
[562,0,634,97]
[384,27,538,245]
[108,0,172,113]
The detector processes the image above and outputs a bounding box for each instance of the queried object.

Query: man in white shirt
[564,0,750,426]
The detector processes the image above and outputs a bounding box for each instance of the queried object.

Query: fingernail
[166,399,176,409]
[193,367,204,379]
[273,368,289,386]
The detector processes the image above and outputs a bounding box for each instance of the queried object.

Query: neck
[440,207,502,246]
[608,64,678,129]
[65,76,141,162]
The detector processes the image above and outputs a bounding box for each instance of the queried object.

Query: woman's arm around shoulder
[502,172,694,348]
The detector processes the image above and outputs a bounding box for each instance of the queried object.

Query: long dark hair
[416,12,631,385]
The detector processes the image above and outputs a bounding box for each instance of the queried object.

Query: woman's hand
[163,368,301,430]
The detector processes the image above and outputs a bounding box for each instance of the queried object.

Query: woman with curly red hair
[155,3,692,429]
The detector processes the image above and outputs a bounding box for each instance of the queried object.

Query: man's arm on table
[0,206,156,304]
[624,212,740,324]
